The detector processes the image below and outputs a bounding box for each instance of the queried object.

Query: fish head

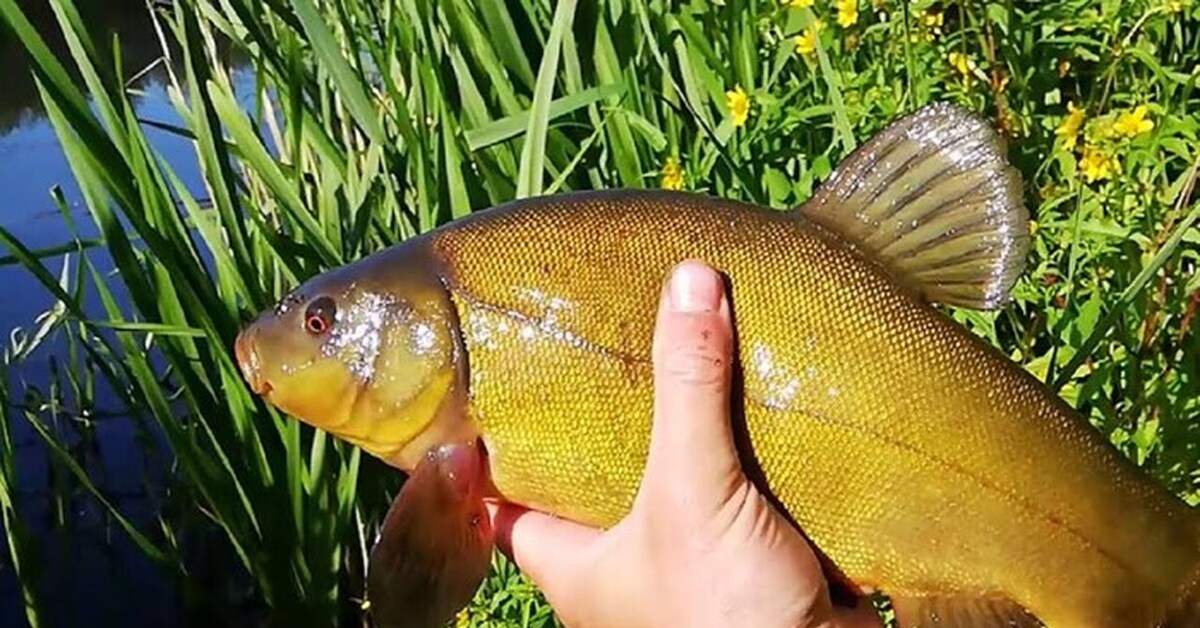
[235,248,471,469]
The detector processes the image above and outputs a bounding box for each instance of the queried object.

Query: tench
[234,103,1200,627]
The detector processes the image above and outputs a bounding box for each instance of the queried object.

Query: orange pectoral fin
[367,441,494,628]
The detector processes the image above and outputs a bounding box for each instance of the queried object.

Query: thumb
[642,260,742,505]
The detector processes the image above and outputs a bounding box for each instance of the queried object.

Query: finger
[644,260,741,497]
[485,500,600,592]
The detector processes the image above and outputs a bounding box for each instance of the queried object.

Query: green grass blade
[1053,193,1200,390]
[207,80,343,267]
[0,379,42,628]
[466,84,624,151]
[516,0,579,199]
[287,0,391,146]
[21,408,170,564]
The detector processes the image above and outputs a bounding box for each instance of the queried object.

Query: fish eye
[304,296,337,336]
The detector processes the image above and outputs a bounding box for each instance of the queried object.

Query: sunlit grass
[0,0,1197,626]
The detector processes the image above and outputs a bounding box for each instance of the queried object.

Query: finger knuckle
[659,339,729,387]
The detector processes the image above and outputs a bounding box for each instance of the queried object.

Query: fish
[234,102,1200,627]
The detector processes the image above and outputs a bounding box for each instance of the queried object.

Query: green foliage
[0,0,1197,626]
[1,369,41,628]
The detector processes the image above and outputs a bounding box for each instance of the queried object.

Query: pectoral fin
[797,102,1029,310]
[891,594,1043,627]
[367,441,494,628]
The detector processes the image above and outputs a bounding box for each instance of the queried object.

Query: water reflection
[0,0,172,135]
[0,1,251,626]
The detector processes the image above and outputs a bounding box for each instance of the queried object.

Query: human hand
[486,261,882,628]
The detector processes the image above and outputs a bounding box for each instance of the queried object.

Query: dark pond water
[0,2,253,625]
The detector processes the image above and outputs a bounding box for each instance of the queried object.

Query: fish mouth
[234,328,272,396]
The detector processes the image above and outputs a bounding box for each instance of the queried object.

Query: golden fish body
[424,190,1199,627]
[235,104,1200,627]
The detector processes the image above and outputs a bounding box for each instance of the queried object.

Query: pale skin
[486,260,883,628]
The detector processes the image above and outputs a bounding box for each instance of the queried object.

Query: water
[0,2,253,625]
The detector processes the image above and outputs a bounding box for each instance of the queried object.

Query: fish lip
[234,328,272,396]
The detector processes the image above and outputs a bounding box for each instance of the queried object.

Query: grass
[1,366,41,628]
[0,0,1197,625]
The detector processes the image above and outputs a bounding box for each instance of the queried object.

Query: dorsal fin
[797,102,1029,310]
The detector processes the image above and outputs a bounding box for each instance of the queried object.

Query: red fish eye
[303,296,337,336]
[305,314,328,334]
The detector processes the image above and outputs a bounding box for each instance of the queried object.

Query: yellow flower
[1112,105,1154,138]
[1091,117,1117,140]
[1165,0,1187,12]
[1055,102,1086,151]
[726,85,751,128]
[455,609,472,628]
[915,9,944,41]
[794,20,823,56]
[660,155,685,190]
[835,0,858,27]
[788,0,815,7]
[1080,145,1119,183]
[947,51,976,81]
[1057,58,1072,77]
